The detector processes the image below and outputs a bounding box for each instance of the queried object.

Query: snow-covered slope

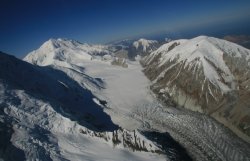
[0,52,169,161]
[142,36,250,142]
[0,52,118,131]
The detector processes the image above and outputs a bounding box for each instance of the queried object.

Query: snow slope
[73,59,156,130]
[0,52,168,161]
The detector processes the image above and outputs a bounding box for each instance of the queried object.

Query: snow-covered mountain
[107,38,161,60]
[24,38,111,66]
[133,38,159,53]
[142,36,250,142]
[24,37,161,67]
[0,51,171,161]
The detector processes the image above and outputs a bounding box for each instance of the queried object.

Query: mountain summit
[24,38,111,66]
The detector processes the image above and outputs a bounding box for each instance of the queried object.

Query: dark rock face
[142,131,192,161]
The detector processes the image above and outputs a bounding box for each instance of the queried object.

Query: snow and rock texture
[108,38,161,60]
[1,52,117,132]
[0,52,169,161]
[142,36,250,142]
[131,103,250,161]
[133,38,158,53]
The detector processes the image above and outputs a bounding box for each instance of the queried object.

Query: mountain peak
[144,35,250,99]
[194,35,209,39]
[133,38,158,52]
[40,38,57,50]
[135,38,158,44]
[142,36,250,141]
[152,36,250,92]
[24,38,111,66]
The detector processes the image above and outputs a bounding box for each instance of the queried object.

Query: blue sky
[1,0,250,58]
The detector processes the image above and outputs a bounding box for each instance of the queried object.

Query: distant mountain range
[107,38,165,60]
[224,35,250,49]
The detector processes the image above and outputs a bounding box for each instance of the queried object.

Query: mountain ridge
[142,36,250,142]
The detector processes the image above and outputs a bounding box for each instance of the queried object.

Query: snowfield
[78,60,156,130]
